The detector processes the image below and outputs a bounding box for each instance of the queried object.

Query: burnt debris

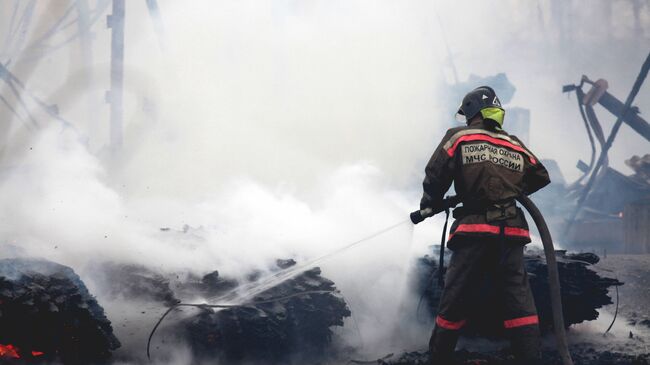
[0,258,120,364]
[626,154,650,185]
[527,250,621,331]
[175,263,351,363]
[0,256,350,364]
[415,248,622,336]
[172,269,240,299]
[114,259,352,363]
[93,262,180,306]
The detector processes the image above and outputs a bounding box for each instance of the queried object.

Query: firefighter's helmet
[455,86,505,127]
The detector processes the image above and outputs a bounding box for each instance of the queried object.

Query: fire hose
[410,195,574,365]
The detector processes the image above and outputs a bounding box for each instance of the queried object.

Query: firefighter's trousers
[428,237,541,365]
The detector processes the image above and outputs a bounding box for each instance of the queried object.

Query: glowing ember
[0,344,45,359]
[0,344,20,358]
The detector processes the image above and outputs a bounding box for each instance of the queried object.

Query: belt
[453,199,518,222]
[452,205,485,219]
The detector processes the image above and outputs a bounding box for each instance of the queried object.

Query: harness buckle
[486,201,518,222]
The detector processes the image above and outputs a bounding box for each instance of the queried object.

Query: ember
[0,344,19,359]
[0,344,45,360]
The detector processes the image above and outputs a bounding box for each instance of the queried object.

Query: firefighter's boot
[508,325,541,365]
[428,326,460,365]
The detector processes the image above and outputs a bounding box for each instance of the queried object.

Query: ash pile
[0,258,120,364]
[414,248,622,336]
[113,258,351,364]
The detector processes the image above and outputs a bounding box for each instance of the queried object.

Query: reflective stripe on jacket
[420,120,550,245]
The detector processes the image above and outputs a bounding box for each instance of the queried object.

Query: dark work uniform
[420,119,550,364]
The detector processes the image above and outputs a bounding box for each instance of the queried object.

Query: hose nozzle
[410,208,433,224]
[410,196,461,224]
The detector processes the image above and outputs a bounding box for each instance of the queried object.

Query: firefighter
[419,86,550,365]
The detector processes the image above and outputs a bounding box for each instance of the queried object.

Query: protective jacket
[420,119,550,246]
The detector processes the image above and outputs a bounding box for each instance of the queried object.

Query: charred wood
[0,258,120,364]
[94,262,180,306]
[175,263,350,363]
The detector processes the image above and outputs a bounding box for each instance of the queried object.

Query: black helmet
[455,86,503,122]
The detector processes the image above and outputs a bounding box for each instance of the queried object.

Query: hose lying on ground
[146,289,338,360]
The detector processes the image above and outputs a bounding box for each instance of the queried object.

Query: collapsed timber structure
[533,52,650,253]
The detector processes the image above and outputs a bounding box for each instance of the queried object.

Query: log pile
[527,250,621,331]
[176,262,351,363]
[0,258,120,364]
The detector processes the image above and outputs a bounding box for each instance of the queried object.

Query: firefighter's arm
[420,130,455,210]
[523,160,550,195]
[516,138,551,195]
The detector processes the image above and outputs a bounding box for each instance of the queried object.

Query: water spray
[147,217,411,360]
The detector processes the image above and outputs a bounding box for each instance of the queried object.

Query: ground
[593,254,650,331]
